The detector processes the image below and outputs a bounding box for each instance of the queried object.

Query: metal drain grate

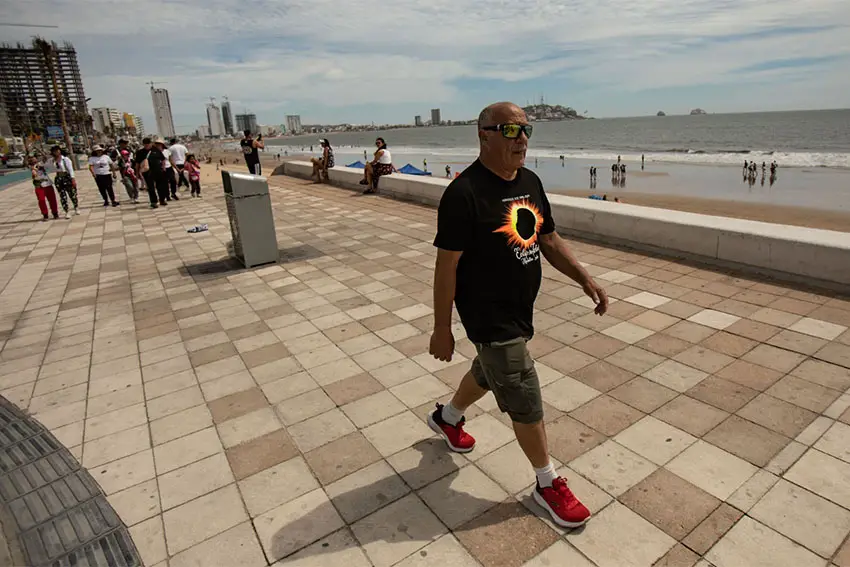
[0,396,142,567]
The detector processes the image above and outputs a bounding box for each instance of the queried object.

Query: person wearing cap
[310,139,334,183]
[88,145,119,207]
[134,137,169,208]
[117,139,140,203]
[50,145,79,218]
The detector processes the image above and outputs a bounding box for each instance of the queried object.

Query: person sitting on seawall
[310,139,335,183]
[360,137,395,194]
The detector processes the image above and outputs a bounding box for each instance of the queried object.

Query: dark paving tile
[207,387,269,424]
[703,415,790,467]
[570,395,644,436]
[225,429,298,480]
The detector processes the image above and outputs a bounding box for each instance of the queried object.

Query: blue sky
[2,0,849,135]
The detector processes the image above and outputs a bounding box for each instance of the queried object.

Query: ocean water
[268,109,850,169]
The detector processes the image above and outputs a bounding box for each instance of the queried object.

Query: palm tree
[32,37,77,165]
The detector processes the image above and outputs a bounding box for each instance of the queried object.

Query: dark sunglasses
[481,123,533,139]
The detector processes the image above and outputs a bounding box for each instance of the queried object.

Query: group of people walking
[28,137,204,219]
[743,159,778,188]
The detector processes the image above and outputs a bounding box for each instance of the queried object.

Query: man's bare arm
[430,248,462,360]
[539,231,608,315]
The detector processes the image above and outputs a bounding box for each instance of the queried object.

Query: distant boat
[690,108,707,115]
[656,111,666,116]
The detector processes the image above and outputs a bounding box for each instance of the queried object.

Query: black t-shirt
[433,159,555,343]
[241,138,259,164]
[134,147,166,174]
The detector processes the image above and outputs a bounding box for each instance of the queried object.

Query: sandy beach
[553,189,850,232]
[190,142,850,233]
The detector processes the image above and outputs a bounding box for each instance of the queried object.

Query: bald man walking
[428,102,609,527]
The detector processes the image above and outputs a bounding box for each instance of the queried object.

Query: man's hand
[582,279,609,315]
[71,179,77,188]
[430,326,455,362]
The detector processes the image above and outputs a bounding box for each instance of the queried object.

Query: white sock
[534,462,558,488]
[441,402,463,426]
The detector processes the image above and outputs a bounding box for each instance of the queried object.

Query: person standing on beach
[641,154,645,170]
[445,164,451,178]
[50,145,78,218]
[428,101,606,528]
[241,130,264,175]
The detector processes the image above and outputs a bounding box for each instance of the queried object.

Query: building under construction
[0,40,89,142]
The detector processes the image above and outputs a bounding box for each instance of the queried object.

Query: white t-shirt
[169,143,188,165]
[377,149,392,164]
[162,148,173,168]
[52,155,75,179]
[88,155,113,176]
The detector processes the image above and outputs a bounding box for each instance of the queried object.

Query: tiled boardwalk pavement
[2,174,850,567]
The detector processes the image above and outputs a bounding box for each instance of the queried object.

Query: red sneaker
[533,477,591,528]
[428,403,475,453]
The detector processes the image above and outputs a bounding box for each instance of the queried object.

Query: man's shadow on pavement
[270,437,559,564]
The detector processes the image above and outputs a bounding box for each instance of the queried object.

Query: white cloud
[1,0,848,132]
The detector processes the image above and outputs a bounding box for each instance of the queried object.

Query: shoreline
[194,145,850,232]
[553,188,850,232]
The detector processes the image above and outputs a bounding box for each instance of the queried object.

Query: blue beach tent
[397,163,432,176]
[346,160,366,169]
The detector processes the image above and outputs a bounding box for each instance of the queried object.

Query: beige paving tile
[389,375,450,408]
[461,412,516,460]
[261,371,318,403]
[571,440,657,496]
[154,427,223,474]
[351,493,446,567]
[418,464,508,528]
[150,404,213,446]
[308,356,364,386]
[751,479,850,558]
[602,321,655,344]
[109,479,161,527]
[159,452,235,510]
[568,501,676,567]
[789,317,847,340]
[614,416,697,466]
[522,540,596,567]
[84,402,148,442]
[706,516,824,567]
[688,309,740,330]
[290,408,357,453]
[82,424,150,468]
[239,456,319,517]
[726,469,779,512]
[643,360,708,393]
[767,375,841,413]
[169,522,266,567]
[791,359,850,391]
[386,438,468,490]
[146,385,205,421]
[163,484,249,555]
[275,388,335,425]
[814,421,850,463]
[742,343,806,373]
[254,488,345,562]
[90,448,156,495]
[129,515,167,567]
[363,411,433,457]
[326,460,410,523]
[217,406,282,448]
[393,533,480,567]
[541,376,601,412]
[666,440,758,500]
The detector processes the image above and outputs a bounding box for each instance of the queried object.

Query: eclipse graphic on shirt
[494,200,544,250]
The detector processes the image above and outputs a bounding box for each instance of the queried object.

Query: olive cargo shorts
[470,337,544,424]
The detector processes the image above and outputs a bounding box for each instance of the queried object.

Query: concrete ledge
[275,160,850,288]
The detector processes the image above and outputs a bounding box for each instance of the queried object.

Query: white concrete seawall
[275,161,850,289]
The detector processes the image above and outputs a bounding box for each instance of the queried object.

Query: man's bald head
[477,102,526,130]
[476,101,530,175]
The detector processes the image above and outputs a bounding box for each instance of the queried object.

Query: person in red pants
[29,156,59,221]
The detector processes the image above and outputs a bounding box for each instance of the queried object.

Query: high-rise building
[206,102,224,137]
[430,108,441,126]
[235,113,258,134]
[414,115,423,127]
[123,112,145,137]
[221,101,234,136]
[0,103,12,137]
[150,86,175,138]
[285,115,302,135]
[92,107,122,133]
[0,40,89,139]
[197,124,210,138]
